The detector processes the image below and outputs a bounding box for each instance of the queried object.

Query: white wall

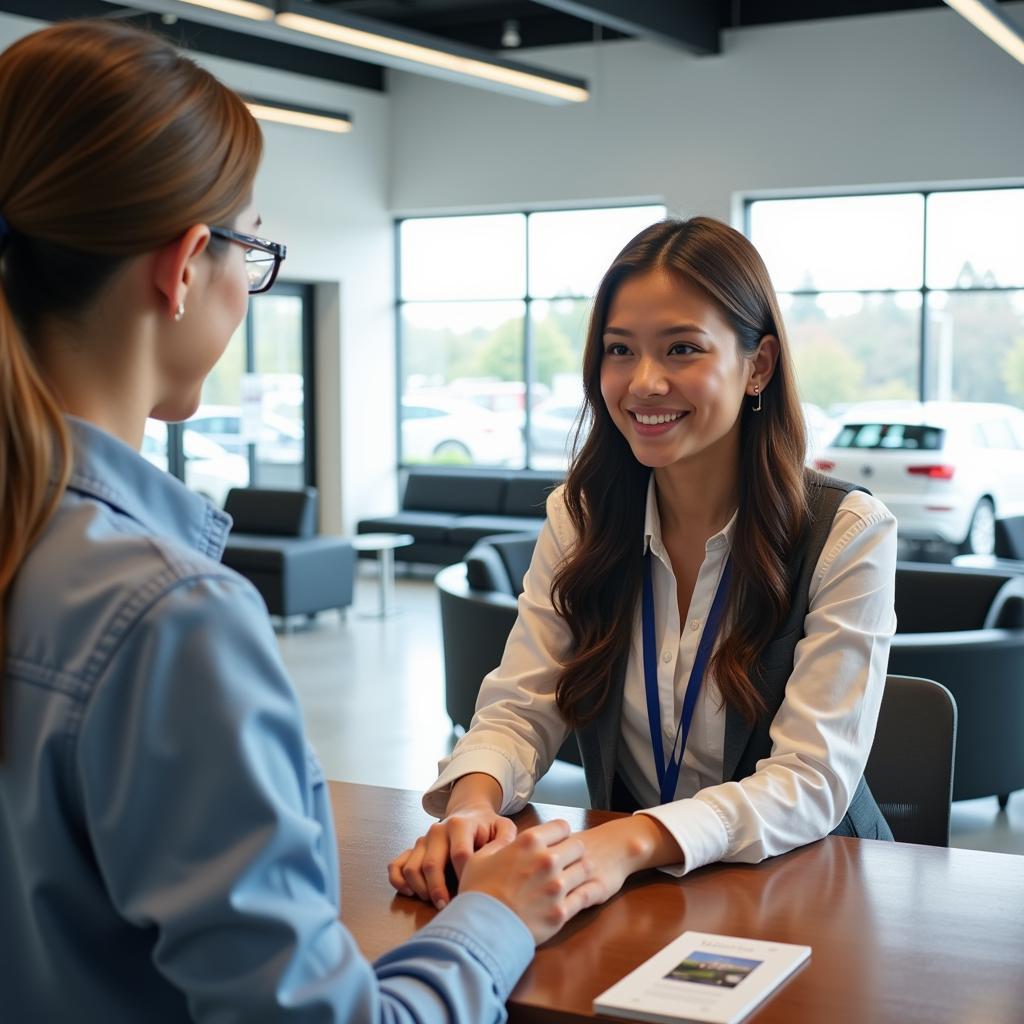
[390,4,1024,221]
[0,11,397,534]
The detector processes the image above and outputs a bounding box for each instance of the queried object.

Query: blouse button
[690,619,700,631]
[662,651,672,663]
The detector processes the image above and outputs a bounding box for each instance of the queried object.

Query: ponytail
[0,267,71,758]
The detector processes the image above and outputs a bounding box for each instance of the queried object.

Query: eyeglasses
[209,226,287,294]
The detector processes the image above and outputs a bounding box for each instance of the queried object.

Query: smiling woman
[393,216,899,918]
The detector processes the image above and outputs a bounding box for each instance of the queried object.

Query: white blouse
[424,479,898,876]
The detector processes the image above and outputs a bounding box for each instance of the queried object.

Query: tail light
[814,459,836,472]
[907,464,955,480]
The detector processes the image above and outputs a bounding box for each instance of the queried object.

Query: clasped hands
[387,801,667,944]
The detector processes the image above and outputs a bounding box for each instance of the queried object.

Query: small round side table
[351,532,415,618]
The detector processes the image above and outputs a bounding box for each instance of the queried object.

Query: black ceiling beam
[530,0,720,53]
[0,0,385,91]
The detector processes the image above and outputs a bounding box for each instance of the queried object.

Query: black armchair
[890,563,1024,808]
[221,487,355,621]
[435,533,582,766]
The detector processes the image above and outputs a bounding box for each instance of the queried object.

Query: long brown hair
[0,21,263,755]
[552,217,808,728]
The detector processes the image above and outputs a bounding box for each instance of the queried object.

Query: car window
[403,405,446,420]
[833,423,944,450]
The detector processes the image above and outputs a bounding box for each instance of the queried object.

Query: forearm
[579,813,686,888]
[446,773,504,816]
[616,814,686,873]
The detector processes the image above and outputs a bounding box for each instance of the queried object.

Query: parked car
[142,420,249,508]
[812,401,1024,555]
[802,402,839,464]
[186,404,304,464]
[529,398,584,461]
[401,396,524,466]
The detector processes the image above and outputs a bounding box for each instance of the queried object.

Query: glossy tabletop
[330,781,1024,1024]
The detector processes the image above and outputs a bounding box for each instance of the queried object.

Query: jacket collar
[63,416,232,562]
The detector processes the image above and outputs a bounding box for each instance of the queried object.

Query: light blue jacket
[0,417,531,1022]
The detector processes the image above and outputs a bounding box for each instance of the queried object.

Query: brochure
[593,931,810,1024]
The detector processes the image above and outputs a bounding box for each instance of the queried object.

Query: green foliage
[1002,335,1024,402]
[402,300,588,389]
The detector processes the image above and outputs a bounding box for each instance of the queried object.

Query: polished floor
[278,572,1024,856]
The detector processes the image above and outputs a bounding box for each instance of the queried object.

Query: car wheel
[432,440,472,464]
[960,498,996,556]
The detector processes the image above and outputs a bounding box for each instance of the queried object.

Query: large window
[749,189,1024,557]
[397,205,666,471]
[747,188,1024,417]
[144,282,315,506]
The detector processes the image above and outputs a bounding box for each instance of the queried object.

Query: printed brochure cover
[593,931,810,1024]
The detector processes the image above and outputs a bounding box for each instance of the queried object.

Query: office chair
[864,674,957,847]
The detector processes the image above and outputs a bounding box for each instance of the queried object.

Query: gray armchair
[222,487,355,621]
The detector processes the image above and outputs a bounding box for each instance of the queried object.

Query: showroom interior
[2,0,1023,858]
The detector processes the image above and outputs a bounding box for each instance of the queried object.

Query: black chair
[864,675,957,847]
[221,487,355,621]
[995,516,1024,560]
[890,563,1024,809]
[435,533,582,766]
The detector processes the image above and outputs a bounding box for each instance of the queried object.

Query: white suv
[814,401,1024,555]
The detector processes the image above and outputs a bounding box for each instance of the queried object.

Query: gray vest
[575,471,894,842]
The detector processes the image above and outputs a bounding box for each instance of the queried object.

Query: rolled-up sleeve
[77,572,531,1022]
[425,489,575,818]
[639,494,898,875]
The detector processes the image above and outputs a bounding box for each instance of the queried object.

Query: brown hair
[552,217,808,728]
[0,20,263,754]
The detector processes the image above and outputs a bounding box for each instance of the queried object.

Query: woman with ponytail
[0,21,597,1022]
[391,217,898,910]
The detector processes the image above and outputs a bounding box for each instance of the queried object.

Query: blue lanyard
[642,552,733,805]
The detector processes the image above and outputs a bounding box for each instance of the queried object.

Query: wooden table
[330,781,1024,1023]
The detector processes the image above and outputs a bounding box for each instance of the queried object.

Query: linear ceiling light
[944,0,1024,65]
[275,2,589,104]
[242,96,352,134]
[244,96,352,133]
[176,0,274,19]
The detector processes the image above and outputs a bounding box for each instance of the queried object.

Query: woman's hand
[388,803,516,908]
[459,819,600,945]
[570,815,685,906]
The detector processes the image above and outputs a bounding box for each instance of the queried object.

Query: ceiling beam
[530,0,720,54]
[104,0,589,102]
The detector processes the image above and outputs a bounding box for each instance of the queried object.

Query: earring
[752,383,762,413]
[174,303,185,322]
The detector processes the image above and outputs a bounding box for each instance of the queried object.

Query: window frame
[394,203,665,471]
[167,280,316,490]
[743,183,1024,403]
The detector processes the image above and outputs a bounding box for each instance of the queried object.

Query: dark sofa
[356,467,562,566]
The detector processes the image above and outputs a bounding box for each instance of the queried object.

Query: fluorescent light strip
[178,0,273,18]
[945,0,1024,65]
[275,11,589,103]
[246,102,352,134]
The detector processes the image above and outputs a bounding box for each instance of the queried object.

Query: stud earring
[752,383,762,413]
[174,303,185,322]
